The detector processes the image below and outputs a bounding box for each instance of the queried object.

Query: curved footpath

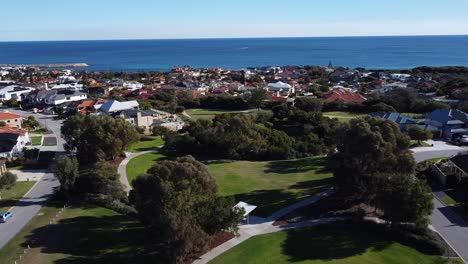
[0,110,62,250]
[118,150,154,193]
[189,142,468,264]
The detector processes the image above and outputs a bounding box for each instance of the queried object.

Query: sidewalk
[193,188,336,264]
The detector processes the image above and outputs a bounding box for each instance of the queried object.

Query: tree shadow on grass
[21,212,164,264]
[265,157,330,174]
[281,225,390,262]
[234,178,334,217]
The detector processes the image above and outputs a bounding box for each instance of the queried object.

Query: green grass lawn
[31,136,43,146]
[0,181,36,212]
[323,112,367,122]
[127,136,164,152]
[323,111,367,118]
[403,113,426,119]
[185,108,268,120]
[210,226,453,264]
[126,151,165,184]
[208,157,333,217]
[0,203,160,264]
[410,140,432,148]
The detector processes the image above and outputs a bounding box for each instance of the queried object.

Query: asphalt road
[0,173,59,249]
[412,146,468,263]
[0,109,64,250]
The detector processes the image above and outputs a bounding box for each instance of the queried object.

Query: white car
[459,135,468,146]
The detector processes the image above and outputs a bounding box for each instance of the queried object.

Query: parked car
[0,212,12,223]
[458,135,468,146]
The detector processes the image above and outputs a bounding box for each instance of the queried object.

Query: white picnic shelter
[234,201,257,225]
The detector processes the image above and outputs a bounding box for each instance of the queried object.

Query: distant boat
[239,47,249,50]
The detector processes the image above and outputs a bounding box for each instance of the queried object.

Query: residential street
[0,109,64,250]
[412,144,468,263]
[0,173,59,249]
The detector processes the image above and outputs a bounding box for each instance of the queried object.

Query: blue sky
[2,0,468,41]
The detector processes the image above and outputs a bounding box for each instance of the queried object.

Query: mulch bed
[186,231,235,264]
[209,231,235,250]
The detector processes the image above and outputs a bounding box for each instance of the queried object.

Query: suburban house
[115,109,184,134]
[425,109,468,139]
[0,112,23,128]
[0,85,35,102]
[75,99,109,115]
[369,113,417,131]
[0,126,30,158]
[44,90,87,105]
[100,100,139,114]
[323,88,366,103]
[433,152,468,185]
[267,81,295,96]
[370,112,440,136]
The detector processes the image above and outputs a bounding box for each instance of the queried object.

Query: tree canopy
[130,156,242,263]
[329,117,416,195]
[61,115,139,164]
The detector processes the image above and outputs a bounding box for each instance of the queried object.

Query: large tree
[408,126,433,144]
[130,156,242,263]
[61,115,139,164]
[245,88,267,109]
[53,156,79,196]
[371,173,434,227]
[329,117,416,197]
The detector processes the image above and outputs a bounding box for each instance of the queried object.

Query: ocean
[0,35,467,72]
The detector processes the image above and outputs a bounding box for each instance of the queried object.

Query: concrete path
[118,150,153,193]
[193,188,336,263]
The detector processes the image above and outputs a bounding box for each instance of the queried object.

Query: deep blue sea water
[0,36,467,72]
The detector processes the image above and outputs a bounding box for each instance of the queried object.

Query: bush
[0,171,17,189]
[5,158,26,168]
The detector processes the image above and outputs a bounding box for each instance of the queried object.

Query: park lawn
[208,157,333,217]
[0,181,36,212]
[185,108,268,120]
[127,136,164,152]
[410,140,432,148]
[323,111,367,118]
[403,113,426,119]
[0,203,160,264]
[126,151,165,184]
[210,226,452,264]
[31,136,43,146]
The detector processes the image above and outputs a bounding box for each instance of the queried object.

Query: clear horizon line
[1,33,467,43]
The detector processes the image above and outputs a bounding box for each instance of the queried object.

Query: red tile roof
[0,112,21,120]
[0,126,27,136]
[324,88,366,104]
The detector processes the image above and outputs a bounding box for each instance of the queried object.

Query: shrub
[0,171,17,189]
